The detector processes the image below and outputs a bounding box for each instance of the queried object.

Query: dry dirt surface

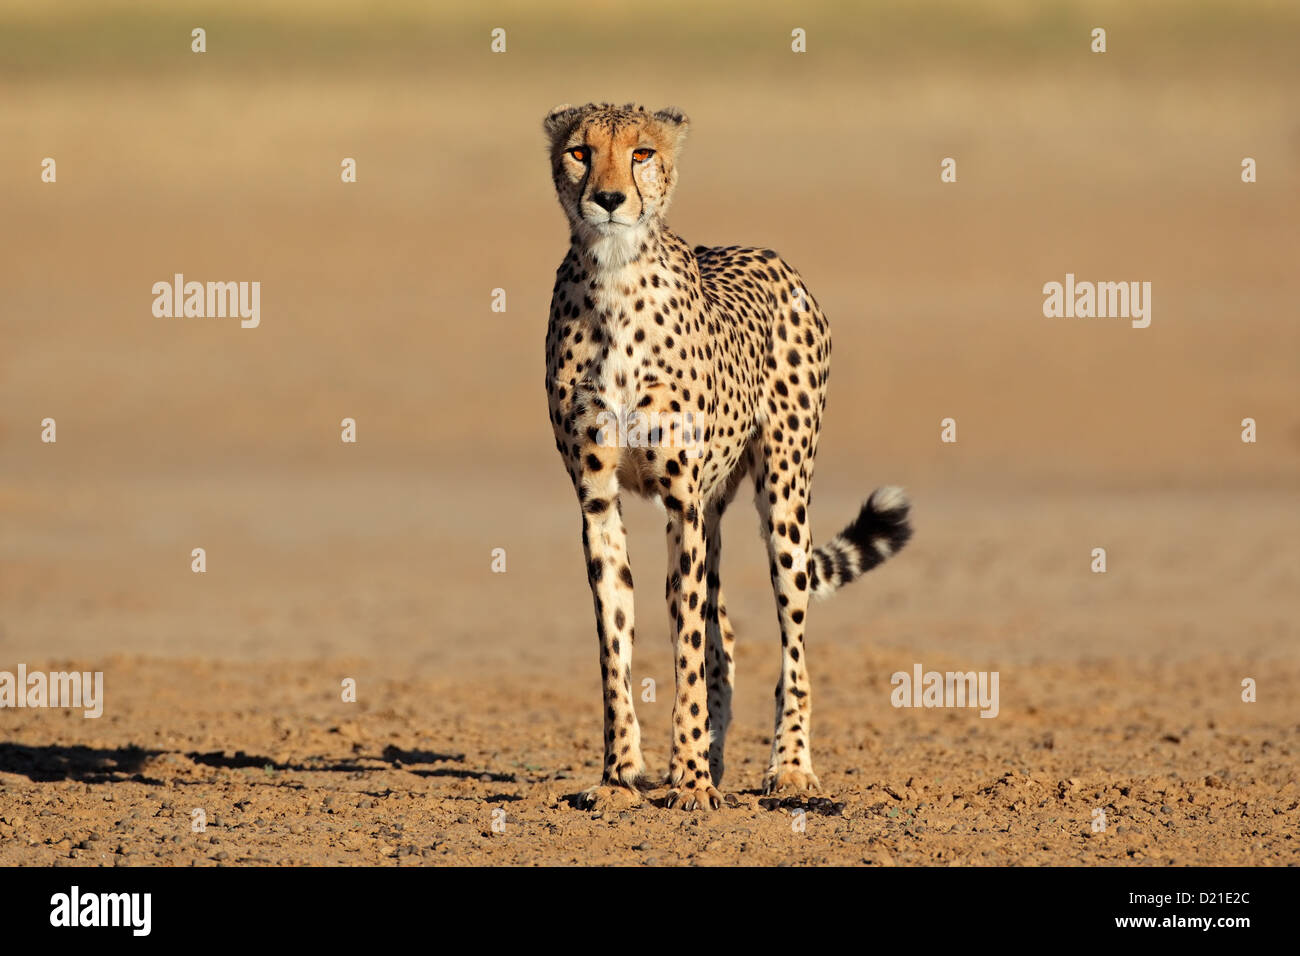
[0,646,1295,867]
[1,487,1296,867]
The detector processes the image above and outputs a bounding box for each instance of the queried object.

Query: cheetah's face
[544,103,689,257]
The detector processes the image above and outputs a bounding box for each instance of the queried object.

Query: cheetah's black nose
[592,191,626,212]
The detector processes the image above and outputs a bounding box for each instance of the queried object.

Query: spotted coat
[543,103,912,810]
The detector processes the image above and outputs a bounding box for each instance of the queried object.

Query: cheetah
[543,102,912,811]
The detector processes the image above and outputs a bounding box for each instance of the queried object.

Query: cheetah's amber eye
[632,148,655,163]
[568,147,588,162]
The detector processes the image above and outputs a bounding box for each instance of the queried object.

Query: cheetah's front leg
[574,468,649,808]
[664,502,724,810]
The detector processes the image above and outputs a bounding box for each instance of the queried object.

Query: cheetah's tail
[809,486,912,600]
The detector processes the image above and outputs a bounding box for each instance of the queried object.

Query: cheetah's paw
[577,784,643,811]
[762,767,822,795]
[664,783,725,811]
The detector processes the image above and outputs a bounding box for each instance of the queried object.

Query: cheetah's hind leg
[704,504,740,803]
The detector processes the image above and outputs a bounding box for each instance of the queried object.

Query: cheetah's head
[544,102,689,267]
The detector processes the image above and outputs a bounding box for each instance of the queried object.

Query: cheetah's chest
[547,250,766,501]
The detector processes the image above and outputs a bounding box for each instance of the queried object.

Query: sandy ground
[1,644,1296,867]
[1,482,1296,866]
[2,7,1298,865]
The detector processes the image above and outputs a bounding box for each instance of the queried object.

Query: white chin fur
[581,221,650,270]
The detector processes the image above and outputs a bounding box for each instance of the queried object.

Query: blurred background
[2,0,1297,673]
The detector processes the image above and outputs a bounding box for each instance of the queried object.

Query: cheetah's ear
[543,103,585,146]
[653,106,690,151]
